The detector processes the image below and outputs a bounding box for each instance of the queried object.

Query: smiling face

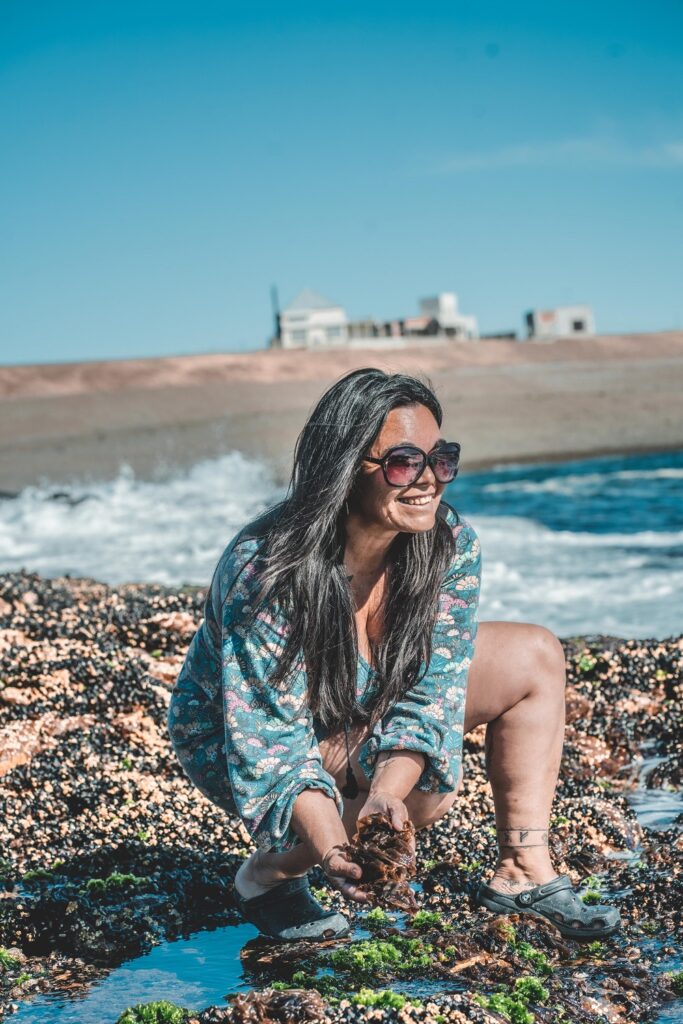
[351,404,448,534]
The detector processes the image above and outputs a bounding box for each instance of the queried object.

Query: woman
[167,368,620,942]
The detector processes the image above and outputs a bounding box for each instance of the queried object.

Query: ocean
[1,447,681,640]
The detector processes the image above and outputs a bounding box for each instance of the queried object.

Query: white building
[525,305,595,340]
[271,287,479,349]
[419,293,478,339]
[277,289,349,349]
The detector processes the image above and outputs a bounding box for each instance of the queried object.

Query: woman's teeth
[398,495,433,506]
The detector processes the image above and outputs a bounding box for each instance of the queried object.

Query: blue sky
[1,1,682,365]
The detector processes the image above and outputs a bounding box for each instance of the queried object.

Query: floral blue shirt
[167,503,482,852]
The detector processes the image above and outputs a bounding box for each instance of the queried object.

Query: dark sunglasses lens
[385,448,424,485]
[431,448,460,483]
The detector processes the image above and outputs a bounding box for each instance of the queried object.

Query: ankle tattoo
[497,826,549,848]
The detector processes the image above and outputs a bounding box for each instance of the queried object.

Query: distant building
[270,288,478,349]
[419,293,478,339]
[525,305,595,340]
[278,289,349,349]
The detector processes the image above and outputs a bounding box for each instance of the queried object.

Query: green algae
[513,940,554,976]
[270,972,424,1011]
[474,992,534,1024]
[667,971,683,996]
[84,871,147,895]
[410,909,452,931]
[22,868,54,883]
[115,1001,187,1024]
[474,975,550,1024]
[363,907,395,931]
[268,971,342,1001]
[330,936,433,984]
[579,873,605,906]
[0,947,19,969]
[310,886,333,906]
[577,653,598,673]
[513,977,550,1003]
[350,988,423,1009]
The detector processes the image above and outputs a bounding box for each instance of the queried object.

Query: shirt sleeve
[358,515,482,794]
[220,542,344,852]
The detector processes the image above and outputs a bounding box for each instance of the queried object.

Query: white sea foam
[483,466,683,496]
[0,451,281,589]
[474,515,682,639]
[0,451,681,639]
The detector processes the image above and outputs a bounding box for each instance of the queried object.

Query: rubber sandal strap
[512,874,572,908]
[476,873,621,938]
[478,873,572,908]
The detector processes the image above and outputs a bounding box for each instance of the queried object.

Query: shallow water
[626,788,683,831]
[9,910,453,1024]
[623,753,683,831]
[10,922,258,1023]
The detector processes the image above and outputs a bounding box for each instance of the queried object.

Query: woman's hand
[358,790,409,830]
[321,843,370,903]
[357,791,416,855]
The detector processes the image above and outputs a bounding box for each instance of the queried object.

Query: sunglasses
[363,442,461,487]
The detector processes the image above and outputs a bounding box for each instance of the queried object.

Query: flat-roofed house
[525,305,595,340]
[277,289,349,349]
[419,293,479,339]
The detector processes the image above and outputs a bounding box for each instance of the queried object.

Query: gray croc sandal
[476,873,621,940]
[233,874,351,942]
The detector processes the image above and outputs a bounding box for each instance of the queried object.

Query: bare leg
[237,620,566,897]
[463,621,567,891]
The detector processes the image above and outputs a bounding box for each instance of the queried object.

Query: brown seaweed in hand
[342,811,418,912]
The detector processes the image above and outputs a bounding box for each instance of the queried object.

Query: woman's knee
[408,765,463,829]
[465,621,566,730]
[530,625,567,677]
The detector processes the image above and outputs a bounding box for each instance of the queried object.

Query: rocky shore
[0,571,681,1023]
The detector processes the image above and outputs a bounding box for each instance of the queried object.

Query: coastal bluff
[0,570,681,1022]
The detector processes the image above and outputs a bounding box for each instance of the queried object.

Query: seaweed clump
[117,1001,188,1023]
[340,813,418,912]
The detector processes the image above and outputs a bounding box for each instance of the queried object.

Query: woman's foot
[233,873,351,942]
[477,873,621,940]
[486,846,559,894]
[478,842,620,940]
[234,850,307,900]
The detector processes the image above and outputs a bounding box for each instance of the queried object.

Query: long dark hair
[236,367,458,731]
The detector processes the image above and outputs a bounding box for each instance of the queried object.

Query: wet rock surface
[0,570,681,1023]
